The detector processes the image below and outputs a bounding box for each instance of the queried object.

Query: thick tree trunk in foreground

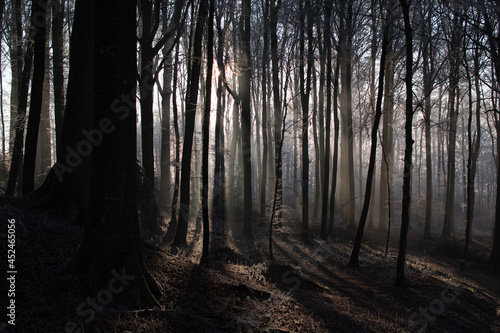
[64,0,161,306]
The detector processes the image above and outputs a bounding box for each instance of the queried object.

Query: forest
[0,0,500,331]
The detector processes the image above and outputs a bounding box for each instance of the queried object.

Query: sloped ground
[1,197,499,332]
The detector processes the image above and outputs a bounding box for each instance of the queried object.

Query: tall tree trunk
[159,33,173,210]
[6,1,37,197]
[312,67,321,221]
[367,1,377,231]
[327,59,340,237]
[422,0,433,240]
[270,0,282,220]
[173,0,209,247]
[22,0,48,195]
[442,9,462,239]
[260,0,270,219]
[9,0,23,159]
[52,0,64,160]
[395,0,413,287]
[213,11,226,220]
[201,0,214,265]
[0,0,4,176]
[348,8,390,268]
[64,0,161,306]
[37,12,52,184]
[139,0,185,186]
[164,44,181,245]
[464,42,481,257]
[482,8,500,266]
[339,0,355,227]
[299,0,313,243]
[378,36,395,233]
[320,0,332,239]
[240,0,253,237]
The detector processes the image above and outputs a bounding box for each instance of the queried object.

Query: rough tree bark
[63,0,161,307]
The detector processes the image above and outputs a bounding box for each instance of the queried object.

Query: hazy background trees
[1,0,500,273]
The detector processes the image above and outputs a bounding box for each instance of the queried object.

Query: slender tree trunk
[260,0,270,219]
[52,0,64,160]
[464,44,481,257]
[312,67,320,221]
[159,30,173,210]
[201,0,214,265]
[9,0,23,159]
[138,0,156,184]
[38,13,52,183]
[339,0,355,227]
[442,10,462,239]
[271,0,282,220]
[348,10,390,268]
[327,59,340,237]
[320,0,332,239]
[379,37,395,233]
[299,0,313,243]
[0,0,4,175]
[395,0,413,287]
[422,2,433,239]
[173,0,209,246]
[164,44,181,244]
[22,0,48,195]
[6,1,37,197]
[213,12,226,220]
[240,0,253,237]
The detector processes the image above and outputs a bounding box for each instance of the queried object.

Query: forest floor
[1,196,500,332]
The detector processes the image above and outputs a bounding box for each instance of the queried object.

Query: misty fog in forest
[1,0,500,332]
